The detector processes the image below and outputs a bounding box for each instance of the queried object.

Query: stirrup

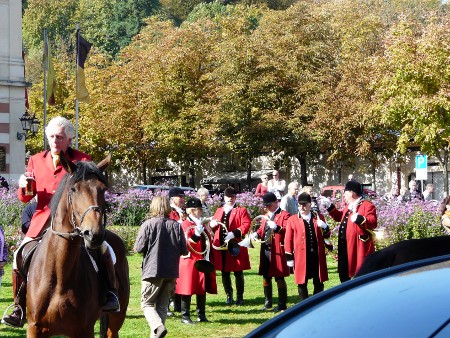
[1,304,24,327]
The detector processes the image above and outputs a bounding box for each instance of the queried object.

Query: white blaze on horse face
[47,125,71,154]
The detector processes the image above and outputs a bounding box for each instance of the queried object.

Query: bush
[1,186,446,258]
[0,185,26,260]
[321,197,445,251]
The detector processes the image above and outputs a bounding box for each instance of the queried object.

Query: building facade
[0,0,26,180]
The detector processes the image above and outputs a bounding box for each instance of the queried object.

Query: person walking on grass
[135,196,187,338]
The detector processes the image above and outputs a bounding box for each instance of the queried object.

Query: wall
[0,0,26,180]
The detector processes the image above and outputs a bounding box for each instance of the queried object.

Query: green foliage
[109,225,140,253]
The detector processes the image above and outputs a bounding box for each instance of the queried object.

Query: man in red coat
[2,117,118,328]
[254,192,290,312]
[209,187,251,305]
[285,193,330,301]
[177,197,217,324]
[169,187,186,223]
[322,180,377,282]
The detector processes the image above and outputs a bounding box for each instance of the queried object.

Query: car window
[335,190,342,200]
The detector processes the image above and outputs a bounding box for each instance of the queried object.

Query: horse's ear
[60,151,77,174]
[97,153,111,173]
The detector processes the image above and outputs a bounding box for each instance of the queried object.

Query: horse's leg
[26,324,52,338]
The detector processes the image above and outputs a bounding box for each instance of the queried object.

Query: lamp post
[17,111,40,140]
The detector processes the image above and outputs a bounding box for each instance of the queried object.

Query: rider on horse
[2,116,119,328]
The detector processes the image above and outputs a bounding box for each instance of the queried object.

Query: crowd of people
[0,116,439,338]
[132,169,381,337]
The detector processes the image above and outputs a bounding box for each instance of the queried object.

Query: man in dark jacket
[135,195,187,338]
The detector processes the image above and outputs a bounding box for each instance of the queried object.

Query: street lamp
[17,111,40,140]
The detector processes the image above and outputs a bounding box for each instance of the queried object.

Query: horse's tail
[100,313,109,338]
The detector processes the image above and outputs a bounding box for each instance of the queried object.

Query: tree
[373,13,450,195]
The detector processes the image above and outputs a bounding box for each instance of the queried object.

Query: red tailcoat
[284,213,329,284]
[169,210,180,222]
[210,206,251,272]
[18,149,91,238]
[328,200,377,277]
[255,184,268,197]
[176,218,217,295]
[256,210,290,277]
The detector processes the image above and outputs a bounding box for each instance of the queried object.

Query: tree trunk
[372,161,376,192]
[142,161,147,185]
[435,148,448,198]
[295,154,307,187]
[189,159,195,188]
[444,148,448,197]
[246,157,252,192]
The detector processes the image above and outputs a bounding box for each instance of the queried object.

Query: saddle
[16,236,43,280]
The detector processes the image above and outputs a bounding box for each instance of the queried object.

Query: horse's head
[52,152,111,249]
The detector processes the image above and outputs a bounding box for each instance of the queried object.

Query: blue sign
[415,155,427,169]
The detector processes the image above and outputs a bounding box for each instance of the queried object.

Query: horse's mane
[50,160,109,217]
[440,196,450,215]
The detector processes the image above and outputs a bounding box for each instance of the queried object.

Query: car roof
[245,254,450,338]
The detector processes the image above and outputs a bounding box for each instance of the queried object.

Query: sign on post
[415,155,427,180]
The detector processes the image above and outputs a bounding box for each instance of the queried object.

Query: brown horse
[25,153,129,338]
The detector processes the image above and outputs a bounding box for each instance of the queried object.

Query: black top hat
[168,187,184,198]
[186,197,202,209]
[344,181,363,196]
[262,192,278,206]
[224,187,236,197]
[298,192,312,204]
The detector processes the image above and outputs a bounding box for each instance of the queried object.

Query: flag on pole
[76,33,92,103]
[44,36,56,105]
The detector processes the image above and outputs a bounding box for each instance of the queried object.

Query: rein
[51,189,105,239]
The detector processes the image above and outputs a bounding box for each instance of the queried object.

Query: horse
[355,197,450,277]
[25,152,130,338]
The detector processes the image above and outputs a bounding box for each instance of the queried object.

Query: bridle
[51,183,106,240]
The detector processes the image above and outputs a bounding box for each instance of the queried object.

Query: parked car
[245,254,450,338]
[132,185,195,193]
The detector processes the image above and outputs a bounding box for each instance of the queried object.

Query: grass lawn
[0,247,341,337]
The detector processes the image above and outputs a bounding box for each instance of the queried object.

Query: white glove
[287,260,294,268]
[209,219,218,229]
[317,219,328,229]
[250,232,259,241]
[320,197,331,209]
[224,232,235,241]
[350,213,358,223]
[194,224,204,236]
[18,174,28,188]
[267,220,277,230]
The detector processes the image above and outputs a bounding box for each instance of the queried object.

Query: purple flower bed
[0,187,446,256]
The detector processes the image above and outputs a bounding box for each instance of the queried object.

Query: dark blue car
[246,254,450,338]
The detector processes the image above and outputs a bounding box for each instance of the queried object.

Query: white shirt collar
[348,197,362,211]
[300,212,311,222]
